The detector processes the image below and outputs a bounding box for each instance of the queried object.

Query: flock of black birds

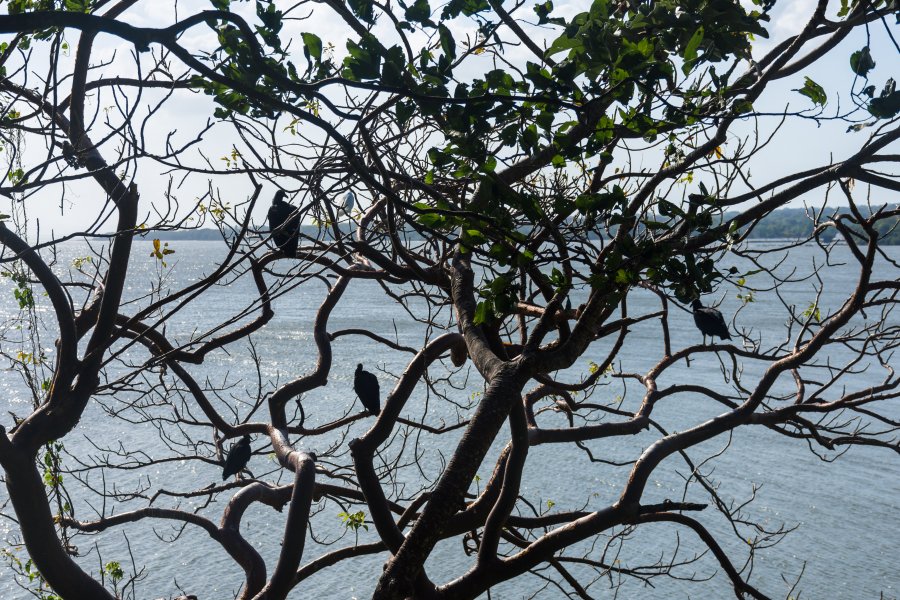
[226,191,733,480]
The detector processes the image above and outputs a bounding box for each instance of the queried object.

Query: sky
[0,0,898,238]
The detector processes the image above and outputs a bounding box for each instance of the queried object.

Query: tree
[0,0,898,598]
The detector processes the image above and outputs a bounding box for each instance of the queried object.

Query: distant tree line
[149,206,900,245]
[734,205,900,244]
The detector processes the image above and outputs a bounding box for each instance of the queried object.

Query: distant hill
[143,225,364,242]
[139,205,900,244]
[731,205,900,244]
[143,228,225,241]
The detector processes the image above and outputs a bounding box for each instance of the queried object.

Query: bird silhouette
[354,364,380,416]
[691,299,731,344]
[267,190,299,257]
[222,435,252,480]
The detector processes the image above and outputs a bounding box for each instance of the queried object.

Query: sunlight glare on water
[0,239,897,599]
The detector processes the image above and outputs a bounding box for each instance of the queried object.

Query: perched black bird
[222,435,252,480]
[354,364,380,416]
[267,190,300,257]
[691,299,731,343]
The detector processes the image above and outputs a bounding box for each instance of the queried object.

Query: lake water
[0,240,898,599]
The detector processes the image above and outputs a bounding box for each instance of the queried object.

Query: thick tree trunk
[373,363,525,599]
[1,438,114,599]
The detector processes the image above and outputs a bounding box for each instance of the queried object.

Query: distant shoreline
[133,206,900,244]
[141,234,869,245]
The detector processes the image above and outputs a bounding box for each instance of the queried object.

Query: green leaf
[658,199,683,217]
[405,0,432,23]
[463,228,486,245]
[381,44,405,85]
[104,561,124,582]
[14,286,34,310]
[414,201,449,228]
[802,302,821,322]
[438,24,456,61]
[301,32,322,62]
[868,91,900,119]
[65,0,91,11]
[849,46,875,77]
[682,26,704,75]
[549,267,569,292]
[867,78,899,119]
[732,99,754,115]
[396,101,415,126]
[256,1,284,47]
[343,37,382,80]
[546,33,582,57]
[338,510,369,531]
[473,300,493,325]
[488,275,509,295]
[795,76,827,106]
[417,212,445,228]
[614,268,633,285]
[348,0,375,23]
[441,0,489,19]
[534,0,556,24]
[7,167,26,186]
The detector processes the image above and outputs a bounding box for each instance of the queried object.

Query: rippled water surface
[0,240,898,599]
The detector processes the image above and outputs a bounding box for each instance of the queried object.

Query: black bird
[691,299,731,343]
[267,190,300,257]
[354,364,380,416]
[222,435,252,480]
